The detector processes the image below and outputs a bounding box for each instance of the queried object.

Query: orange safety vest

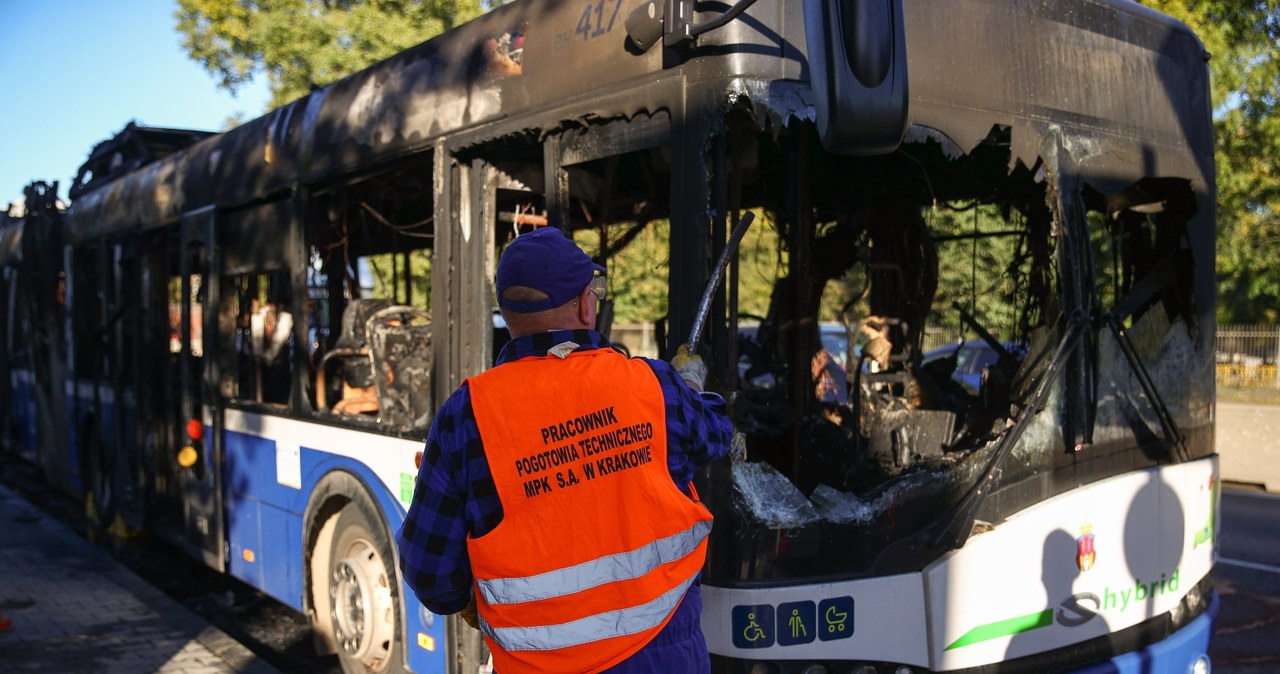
[466,347,714,674]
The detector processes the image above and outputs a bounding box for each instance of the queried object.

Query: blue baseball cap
[496,227,605,313]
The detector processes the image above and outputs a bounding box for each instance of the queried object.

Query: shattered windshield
[700,123,1208,582]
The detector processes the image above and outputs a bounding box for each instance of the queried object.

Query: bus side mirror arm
[625,0,762,52]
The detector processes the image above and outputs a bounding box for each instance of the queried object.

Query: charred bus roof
[66,0,1212,244]
[68,123,215,200]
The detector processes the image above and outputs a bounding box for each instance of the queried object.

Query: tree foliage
[573,215,784,326]
[574,225,671,324]
[175,0,485,109]
[1140,0,1280,323]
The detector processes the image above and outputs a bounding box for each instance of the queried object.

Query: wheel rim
[331,535,395,671]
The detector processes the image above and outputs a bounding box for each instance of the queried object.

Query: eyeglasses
[588,274,607,302]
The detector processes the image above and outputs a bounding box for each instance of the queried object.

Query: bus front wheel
[327,499,405,674]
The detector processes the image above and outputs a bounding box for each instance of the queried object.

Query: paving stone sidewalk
[0,483,279,674]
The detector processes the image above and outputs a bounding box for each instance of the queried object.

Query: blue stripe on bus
[221,430,445,673]
[9,373,38,462]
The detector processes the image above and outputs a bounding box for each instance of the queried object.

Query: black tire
[327,498,407,674]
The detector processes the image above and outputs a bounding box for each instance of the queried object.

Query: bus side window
[306,156,435,433]
[223,272,294,407]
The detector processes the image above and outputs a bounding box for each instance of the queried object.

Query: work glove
[671,344,708,392]
[458,595,479,630]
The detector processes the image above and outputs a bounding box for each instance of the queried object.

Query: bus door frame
[435,141,496,397]
[107,236,148,529]
[178,205,227,572]
[429,135,498,674]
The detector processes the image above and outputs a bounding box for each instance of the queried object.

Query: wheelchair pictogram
[742,612,768,642]
[732,604,775,648]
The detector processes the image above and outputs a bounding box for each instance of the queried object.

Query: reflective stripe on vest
[477,519,712,605]
[479,575,698,652]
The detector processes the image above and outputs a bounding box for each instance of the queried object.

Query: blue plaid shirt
[396,329,733,619]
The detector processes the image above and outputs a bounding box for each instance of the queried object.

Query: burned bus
[1,0,1217,672]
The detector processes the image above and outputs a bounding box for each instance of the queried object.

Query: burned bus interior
[306,153,437,432]
[275,88,1190,588]
[42,96,1206,586]
[553,109,1205,582]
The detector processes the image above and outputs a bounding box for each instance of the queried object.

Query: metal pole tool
[686,211,755,351]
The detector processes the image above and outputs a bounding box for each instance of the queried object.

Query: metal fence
[1217,324,1280,389]
[611,322,661,359]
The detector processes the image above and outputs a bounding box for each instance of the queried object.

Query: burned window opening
[535,133,678,356]
[727,126,1051,486]
[222,271,294,407]
[703,119,1206,581]
[1082,177,1198,332]
[308,155,437,433]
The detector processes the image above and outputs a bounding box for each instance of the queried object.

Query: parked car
[818,323,854,369]
[922,340,1026,395]
[736,322,859,391]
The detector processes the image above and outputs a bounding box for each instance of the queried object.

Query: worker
[396,226,733,673]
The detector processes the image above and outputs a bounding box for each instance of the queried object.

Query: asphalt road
[1210,487,1280,673]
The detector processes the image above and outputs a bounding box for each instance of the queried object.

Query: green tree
[571,212,784,325]
[175,0,486,109]
[574,223,672,324]
[1140,0,1280,323]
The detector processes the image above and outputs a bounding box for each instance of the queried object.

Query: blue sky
[0,1,272,207]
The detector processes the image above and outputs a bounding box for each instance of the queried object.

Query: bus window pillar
[667,86,712,357]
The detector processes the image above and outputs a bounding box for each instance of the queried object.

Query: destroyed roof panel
[65,0,1213,241]
[902,0,1213,175]
[303,0,664,180]
[71,123,215,199]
